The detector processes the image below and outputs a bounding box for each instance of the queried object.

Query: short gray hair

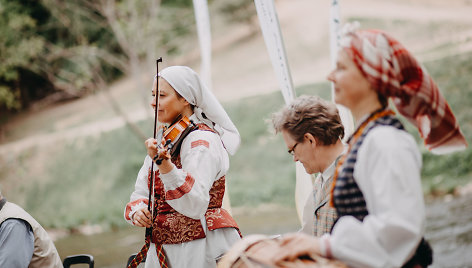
[272,95,344,145]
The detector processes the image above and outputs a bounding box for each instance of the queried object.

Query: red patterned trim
[125,198,149,221]
[151,176,241,244]
[191,139,209,149]
[152,213,205,244]
[165,174,195,200]
[205,208,239,231]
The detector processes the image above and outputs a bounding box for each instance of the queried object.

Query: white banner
[193,0,212,90]
[193,0,236,214]
[254,0,295,103]
[329,0,354,140]
[255,0,311,225]
[329,0,341,69]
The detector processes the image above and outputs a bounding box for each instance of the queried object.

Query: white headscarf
[158,66,240,155]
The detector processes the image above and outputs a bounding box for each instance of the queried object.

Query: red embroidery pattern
[165,174,195,200]
[205,176,242,237]
[206,208,239,230]
[146,124,240,245]
[191,139,209,149]
[150,175,240,244]
[208,176,225,208]
[152,213,206,244]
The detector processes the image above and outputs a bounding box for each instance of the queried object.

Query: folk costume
[124,66,241,268]
[318,26,467,268]
[0,198,62,268]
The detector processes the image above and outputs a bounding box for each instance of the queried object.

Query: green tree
[218,0,257,29]
[0,0,46,110]
[0,0,194,115]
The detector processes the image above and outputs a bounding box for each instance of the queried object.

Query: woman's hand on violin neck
[145,137,173,174]
[145,138,158,158]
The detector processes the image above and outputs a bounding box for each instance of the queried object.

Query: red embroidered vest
[148,124,240,245]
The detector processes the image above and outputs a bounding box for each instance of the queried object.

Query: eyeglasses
[288,142,299,156]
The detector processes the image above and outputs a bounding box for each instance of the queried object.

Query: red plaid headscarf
[340,25,467,154]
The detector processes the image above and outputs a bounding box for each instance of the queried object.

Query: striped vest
[333,114,404,220]
[332,114,433,267]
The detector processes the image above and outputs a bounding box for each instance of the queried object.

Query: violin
[153,115,196,164]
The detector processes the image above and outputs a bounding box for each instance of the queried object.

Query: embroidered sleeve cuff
[159,166,196,200]
[125,199,148,222]
[165,173,196,200]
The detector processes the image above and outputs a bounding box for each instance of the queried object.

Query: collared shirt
[319,154,340,188]
[300,152,344,236]
[0,198,34,268]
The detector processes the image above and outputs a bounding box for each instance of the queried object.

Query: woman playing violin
[124,66,241,268]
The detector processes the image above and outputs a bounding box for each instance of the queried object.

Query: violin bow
[146,57,163,238]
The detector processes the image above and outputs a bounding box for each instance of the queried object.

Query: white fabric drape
[254,0,296,104]
[254,0,311,224]
[192,0,212,90]
[329,0,354,140]
[159,66,240,155]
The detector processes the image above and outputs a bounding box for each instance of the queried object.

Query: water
[55,206,301,268]
[55,196,472,268]
[425,195,472,268]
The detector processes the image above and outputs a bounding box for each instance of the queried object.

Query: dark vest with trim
[332,115,432,268]
[333,115,405,220]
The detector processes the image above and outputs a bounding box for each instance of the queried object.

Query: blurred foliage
[218,0,257,26]
[0,0,48,110]
[0,0,194,114]
[162,0,193,7]
[0,0,260,116]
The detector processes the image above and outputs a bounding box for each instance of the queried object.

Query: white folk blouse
[125,116,240,268]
